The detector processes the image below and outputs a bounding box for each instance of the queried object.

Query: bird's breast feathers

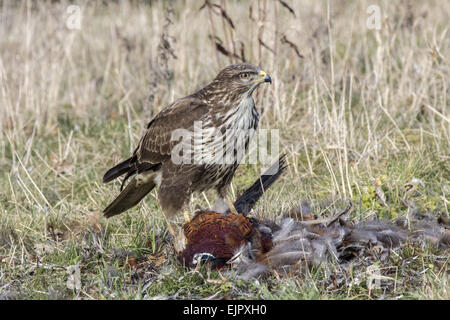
[192,96,259,166]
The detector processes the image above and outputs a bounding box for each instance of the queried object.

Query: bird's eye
[239,73,250,79]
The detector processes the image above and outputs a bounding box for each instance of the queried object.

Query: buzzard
[102,63,272,235]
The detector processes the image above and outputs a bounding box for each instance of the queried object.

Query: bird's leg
[160,209,178,238]
[159,189,188,235]
[219,185,239,215]
[183,211,191,223]
[225,195,239,215]
[162,214,186,253]
[174,214,187,254]
[158,189,189,253]
[165,218,177,238]
[180,201,190,222]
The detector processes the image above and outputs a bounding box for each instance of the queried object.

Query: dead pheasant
[176,155,449,278]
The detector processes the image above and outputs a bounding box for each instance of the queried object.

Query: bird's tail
[103,156,135,183]
[103,176,157,218]
[234,154,287,216]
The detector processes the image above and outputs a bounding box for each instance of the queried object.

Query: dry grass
[0,0,448,299]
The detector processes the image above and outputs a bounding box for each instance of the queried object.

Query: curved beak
[250,70,272,85]
[260,70,272,84]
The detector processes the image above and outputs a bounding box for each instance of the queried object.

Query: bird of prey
[102,63,272,235]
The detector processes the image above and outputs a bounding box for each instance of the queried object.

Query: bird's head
[213,63,272,97]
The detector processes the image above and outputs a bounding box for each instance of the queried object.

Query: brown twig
[258,37,275,54]
[281,35,304,58]
[278,0,296,18]
[209,35,242,61]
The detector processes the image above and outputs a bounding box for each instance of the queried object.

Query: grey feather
[235,202,449,280]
